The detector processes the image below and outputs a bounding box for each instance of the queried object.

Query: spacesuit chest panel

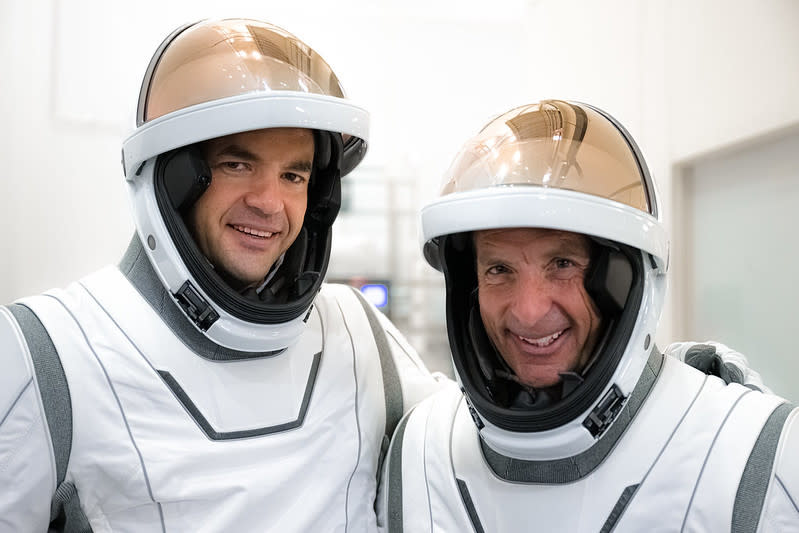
[20,267,383,532]
[434,357,786,532]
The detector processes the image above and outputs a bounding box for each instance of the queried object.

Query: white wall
[683,130,799,400]
[2,0,798,369]
[664,0,799,346]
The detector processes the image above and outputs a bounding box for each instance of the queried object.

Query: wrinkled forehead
[473,227,592,255]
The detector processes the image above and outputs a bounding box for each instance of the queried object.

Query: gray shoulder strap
[732,401,796,533]
[348,287,404,439]
[385,408,414,533]
[6,304,92,532]
[7,303,72,487]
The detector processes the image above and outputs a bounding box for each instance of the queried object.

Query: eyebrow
[211,143,314,173]
[286,160,313,173]
[212,144,259,161]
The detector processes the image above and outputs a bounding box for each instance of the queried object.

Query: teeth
[233,225,273,238]
[519,330,563,347]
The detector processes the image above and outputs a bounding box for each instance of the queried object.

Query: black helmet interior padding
[467,299,523,406]
[305,130,343,228]
[340,136,367,177]
[440,232,645,432]
[467,289,505,381]
[159,145,212,213]
[584,238,633,317]
[248,228,311,304]
[152,128,344,326]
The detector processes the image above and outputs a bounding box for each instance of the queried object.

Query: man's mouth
[231,224,275,239]
[517,329,565,348]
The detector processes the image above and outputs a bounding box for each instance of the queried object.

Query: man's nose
[509,272,554,325]
[243,173,284,214]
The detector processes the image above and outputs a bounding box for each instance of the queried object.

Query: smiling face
[188,127,314,290]
[474,227,603,388]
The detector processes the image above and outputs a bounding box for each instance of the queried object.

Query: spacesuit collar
[479,347,664,484]
[118,235,284,360]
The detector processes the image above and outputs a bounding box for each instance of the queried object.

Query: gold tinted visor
[440,100,654,215]
[138,19,347,125]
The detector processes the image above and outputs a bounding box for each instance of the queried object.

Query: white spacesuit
[0,19,440,532]
[378,100,799,532]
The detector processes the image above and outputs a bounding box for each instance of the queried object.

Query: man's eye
[486,265,509,275]
[551,258,587,280]
[284,172,308,184]
[220,161,249,172]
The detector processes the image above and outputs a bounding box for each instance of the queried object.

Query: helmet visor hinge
[174,281,220,331]
[582,384,626,438]
[463,391,485,430]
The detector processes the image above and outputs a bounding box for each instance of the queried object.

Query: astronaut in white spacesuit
[0,19,442,532]
[378,100,799,532]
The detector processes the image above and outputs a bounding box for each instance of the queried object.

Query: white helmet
[121,19,368,352]
[421,100,669,460]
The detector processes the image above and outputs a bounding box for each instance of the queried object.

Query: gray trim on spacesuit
[479,348,664,484]
[6,303,72,487]
[119,236,284,361]
[387,410,413,533]
[4,303,90,532]
[0,376,31,429]
[600,484,639,533]
[776,475,799,514]
[732,401,795,533]
[43,293,167,532]
[455,479,486,533]
[349,285,406,509]
[157,352,322,440]
[335,298,362,531]
[452,478,643,533]
[349,287,404,439]
[74,275,324,441]
[50,482,94,532]
[681,390,755,530]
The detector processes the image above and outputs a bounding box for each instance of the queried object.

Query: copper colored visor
[137,19,347,126]
[439,100,654,215]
